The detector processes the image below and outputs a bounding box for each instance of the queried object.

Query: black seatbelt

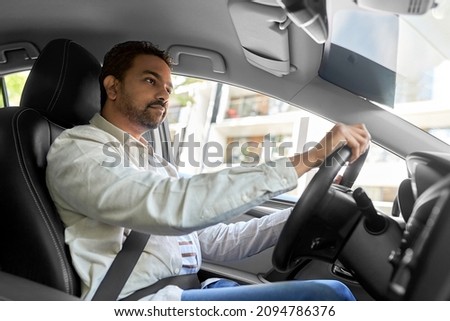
[91,230,150,301]
[120,274,200,301]
[91,230,201,301]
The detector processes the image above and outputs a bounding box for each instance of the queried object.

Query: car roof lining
[1,0,448,159]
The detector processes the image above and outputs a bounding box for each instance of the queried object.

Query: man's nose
[156,86,170,103]
[156,96,168,107]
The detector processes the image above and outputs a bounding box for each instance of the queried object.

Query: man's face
[115,54,173,131]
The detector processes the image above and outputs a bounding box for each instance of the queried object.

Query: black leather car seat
[0,39,101,296]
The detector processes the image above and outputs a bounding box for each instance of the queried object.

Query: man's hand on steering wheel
[289,123,371,177]
[273,124,371,272]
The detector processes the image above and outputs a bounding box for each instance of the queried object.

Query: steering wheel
[272,145,369,272]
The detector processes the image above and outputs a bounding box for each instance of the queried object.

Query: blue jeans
[181,279,356,301]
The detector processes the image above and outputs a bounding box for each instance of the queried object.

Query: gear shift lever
[353,187,388,234]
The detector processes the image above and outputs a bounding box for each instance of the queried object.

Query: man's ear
[103,75,119,101]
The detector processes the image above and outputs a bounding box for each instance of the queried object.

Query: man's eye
[146,78,155,84]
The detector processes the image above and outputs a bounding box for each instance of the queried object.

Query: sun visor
[229,1,293,77]
[319,10,398,107]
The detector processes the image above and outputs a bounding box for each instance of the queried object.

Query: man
[46,41,370,301]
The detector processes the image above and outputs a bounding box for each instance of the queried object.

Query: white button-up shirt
[46,113,298,300]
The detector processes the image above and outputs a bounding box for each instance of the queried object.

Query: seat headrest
[20,39,101,127]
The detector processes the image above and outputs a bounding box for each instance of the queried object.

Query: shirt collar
[89,113,150,150]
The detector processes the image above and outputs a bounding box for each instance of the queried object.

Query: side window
[352,144,406,214]
[168,76,407,215]
[0,71,30,107]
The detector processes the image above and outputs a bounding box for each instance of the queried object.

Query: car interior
[1,0,450,301]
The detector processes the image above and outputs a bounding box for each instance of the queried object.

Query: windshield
[321,1,450,144]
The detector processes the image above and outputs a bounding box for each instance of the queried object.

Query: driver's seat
[0,39,101,296]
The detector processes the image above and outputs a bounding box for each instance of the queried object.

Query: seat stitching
[46,40,70,114]
[12,108,75,294]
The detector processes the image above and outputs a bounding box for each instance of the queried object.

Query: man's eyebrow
[143,70,174,90]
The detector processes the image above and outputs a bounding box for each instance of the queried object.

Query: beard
[118,92,166,131]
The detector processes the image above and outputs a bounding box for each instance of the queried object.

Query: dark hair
[99,41,172,107]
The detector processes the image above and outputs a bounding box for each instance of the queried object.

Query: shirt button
[281,178,287,185]
[242,194,250,202]
[175,268,180,274]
